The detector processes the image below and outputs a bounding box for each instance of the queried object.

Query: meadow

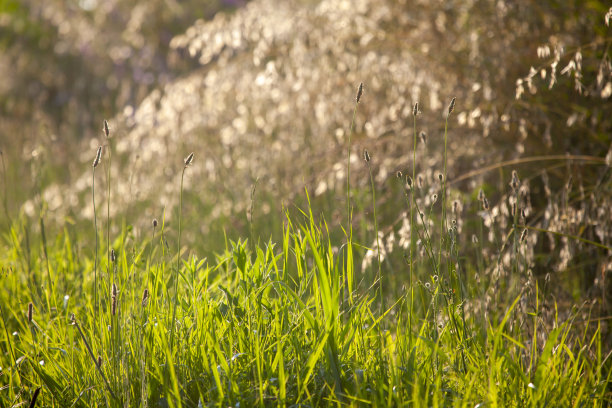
[1,0,612,407]
[0,89,610,407]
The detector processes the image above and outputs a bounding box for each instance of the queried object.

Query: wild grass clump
[0,88,610,407]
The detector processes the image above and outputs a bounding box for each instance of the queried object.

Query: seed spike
[448,97,456,115]
[363,149,371,163]
[93,146,102,168]
[184,152,194,167]
[356,82,364,103]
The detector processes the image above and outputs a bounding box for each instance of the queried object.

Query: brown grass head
[356,82,364,103]
[93,146,102,168]
[184,152,194,167]
[142,288,149,307]
[363,149,371,163]
[447,97,456,116]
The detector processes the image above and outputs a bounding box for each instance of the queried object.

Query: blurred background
[0,0,610,327]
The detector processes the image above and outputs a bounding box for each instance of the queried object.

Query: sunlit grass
[0,93,610,407]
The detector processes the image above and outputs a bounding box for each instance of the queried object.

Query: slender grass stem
[365,151,383,315]
[0,150,11,229]
[410,103,418,341]
[170,153,193,357]
[92,146,102,332]
[347,84,362,234]
[439,98,455,282]
[71,314,118,402]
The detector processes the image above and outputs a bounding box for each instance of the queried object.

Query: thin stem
[106,137,112,306]
[0,151,11,228]
[170,165,187,355]
[367,161,383,315]
[347,104,358,234]
[72,316,118,402]
[439,110,450,282]
[0,301,21,388]
[410,109,417,340]
[92,167,99,327]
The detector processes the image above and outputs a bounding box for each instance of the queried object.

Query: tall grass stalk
[71,314,118,402]
[104,120,112,305]
[439,98,455,280]
[409,102,419,341]
[347,83,363,231]
[92,146,102,329]
[344,82,362,306]
[169,152,193,357]
[0,149,11,228]
[364,149,383,314]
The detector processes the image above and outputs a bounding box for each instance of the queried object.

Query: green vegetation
[0,92,609,407]
[1,1,611,406]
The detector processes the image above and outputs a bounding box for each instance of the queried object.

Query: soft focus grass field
[0,93,610,407]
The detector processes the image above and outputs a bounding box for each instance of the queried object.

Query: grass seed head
[510,170,520,192]
[448,97,456,115]
[363,149,370,163]
[356,82,363,103]
[142,288,149,307]
[419,131,427,145]
[93,146,102,168]
[152,218,158,228]
[97,355,102,367]
[413,102,419,116]
[110,248,116,263]
[478,189,486,202]
[27,302,33,322]
[396,170,403,179]
[103,120,110,138]
[184,152,194,167]
[482,197,490,210]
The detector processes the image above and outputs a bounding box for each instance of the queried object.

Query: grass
[0,92,610,407]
